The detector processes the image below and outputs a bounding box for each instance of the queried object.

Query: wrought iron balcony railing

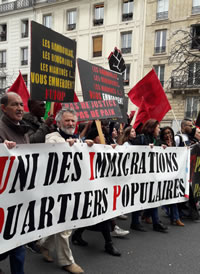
[156,11,168,20]
[171,75,200,89]
[0,0,33,14]
[192,5,200,15]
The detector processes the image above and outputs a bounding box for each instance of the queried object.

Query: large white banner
[0,143,190,253]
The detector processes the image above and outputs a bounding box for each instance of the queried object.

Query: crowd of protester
[0,94,200,274]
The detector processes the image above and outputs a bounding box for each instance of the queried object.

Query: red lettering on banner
[0,156,15,194]
[89,152,95,180]
[45,88,66,102]
[113,185,121,210]
[89,91,102,100]
[90,110,99,118]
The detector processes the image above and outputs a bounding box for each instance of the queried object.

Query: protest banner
[77,58,126,122]
[63,100,122,121]
[30,21,76,103]
[190,143,200,200]
[0,143,189,253]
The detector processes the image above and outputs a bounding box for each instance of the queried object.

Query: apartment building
[0,0,146,111]
[144,0,200,127]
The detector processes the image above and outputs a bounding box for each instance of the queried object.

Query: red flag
[73,91,79,103]
[7,71,30,112]
[133,97,150,130]
[128,69,171,122]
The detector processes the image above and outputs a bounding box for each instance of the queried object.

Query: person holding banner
[39,108,85,274]
[0,92,29,274]
[119,126,147,232]
[72,125,121,256]
[175,118,200,220]
[160,127,184,226]
[131,119,169,233]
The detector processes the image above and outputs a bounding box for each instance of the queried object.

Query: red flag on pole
[128,69,171,124]
[7,71,30,112]
[133,97,150,129]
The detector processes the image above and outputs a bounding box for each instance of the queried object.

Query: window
[122,64,130,86]
[188,62,200,85]
[121,32,132,54]
[185,97,199,118]
[0,77,6,90]
[93,3,104,26]
[0,50,6,68]
[93,36,103,57]
[192,0,200,14]
[67,9,76,30]
[155,30,167,53]
[156,0,168,20]
[122,0,133,21]
[0,24,7,42]
[21,47,28,66]
[154,65,165,86]
[22,74,28,86]
[191,25,200,49]
[21,19,28,38]
[43,14,52,29]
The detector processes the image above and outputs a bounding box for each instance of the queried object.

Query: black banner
[63,100,122,121]
[77,58,126,122]
[30,21,76,103]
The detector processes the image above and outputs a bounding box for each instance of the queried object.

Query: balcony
[0,31,6,41]
[93,19,103,26]
[21,60,28,65]
[122,12,133,21]
[154,46,166,54]
[121,47,131,54]
[21,32,28,38]
[192,6,200,15]
[67,23,76,31]
[156,11,168,20]
[0,0,33,14]
[0,63,6,68]
[171,75,200,89]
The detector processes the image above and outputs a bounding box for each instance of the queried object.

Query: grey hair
[55,108,77,123]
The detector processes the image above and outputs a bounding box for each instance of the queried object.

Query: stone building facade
[0,0,200,127]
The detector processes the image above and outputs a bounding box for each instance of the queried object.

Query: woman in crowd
[119,126,147,231]
[160,126,184,226]
[137,119,168,233]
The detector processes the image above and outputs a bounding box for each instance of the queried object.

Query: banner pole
[95,120,106,144]
[171,108,187,147]
[130,107,138,126]
[50,102,55,115]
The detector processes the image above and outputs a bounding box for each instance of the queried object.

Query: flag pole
[130,107,138,126]
[171,108,187,147]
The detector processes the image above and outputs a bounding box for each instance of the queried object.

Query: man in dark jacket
[0,92,28,274]
[23,99,55,143]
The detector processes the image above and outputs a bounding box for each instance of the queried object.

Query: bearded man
[39,108,84,274]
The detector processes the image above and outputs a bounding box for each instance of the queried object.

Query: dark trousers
[0,246,25,274]
[74,220,112,244]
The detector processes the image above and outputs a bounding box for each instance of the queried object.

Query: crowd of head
[0,92,199,274]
